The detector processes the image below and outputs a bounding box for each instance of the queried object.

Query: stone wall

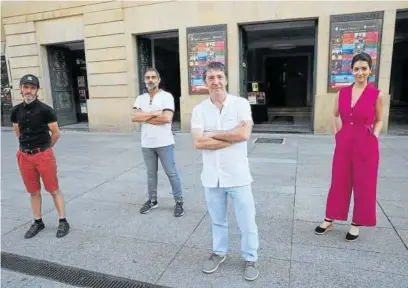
[2,1,408,132]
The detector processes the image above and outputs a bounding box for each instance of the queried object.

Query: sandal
[345,223,360,242]
[315,219,333,235]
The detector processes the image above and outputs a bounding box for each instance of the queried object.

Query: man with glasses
[132,68,184,217]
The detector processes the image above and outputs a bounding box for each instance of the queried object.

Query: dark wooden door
[47,47,77,126]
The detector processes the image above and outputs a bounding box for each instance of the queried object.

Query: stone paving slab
[156,247,291,288]
[1,270,76,288]
[293,221,408,255]
[294,194,392,228]
[289,261,408,288]
[61,232,180,283]
[1,131,408,287]
[400,229,408,245]
[184,213,293,261]
[2,224,82,263]
[291,243,408,276]
[377,181,408,201]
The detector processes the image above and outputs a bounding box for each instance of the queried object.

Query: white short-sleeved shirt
[191,94,253,188]
[133,90,175,148]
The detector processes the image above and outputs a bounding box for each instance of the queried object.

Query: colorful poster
[187,24,228,95]
[327,12,384,93]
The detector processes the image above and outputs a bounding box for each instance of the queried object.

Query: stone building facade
[2,1,408,133]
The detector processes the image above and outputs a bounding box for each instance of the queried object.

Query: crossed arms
[192,120,253,150]
[131,109,173,125]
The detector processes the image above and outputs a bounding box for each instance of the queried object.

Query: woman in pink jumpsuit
[315,53,384,241]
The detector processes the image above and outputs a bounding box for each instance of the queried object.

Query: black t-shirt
[10,99,58,149]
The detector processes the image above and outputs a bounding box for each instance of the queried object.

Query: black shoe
[56,221,70,238]
[24,221,45,239]
[345,223,360,242]
[140,200,158,214]
[314,219,333,235]
[174,201,184,217]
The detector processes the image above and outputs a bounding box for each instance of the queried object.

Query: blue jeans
[204,184,259,261]
[142,145,183,202]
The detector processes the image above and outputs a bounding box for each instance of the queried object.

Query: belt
[20,147,49,155]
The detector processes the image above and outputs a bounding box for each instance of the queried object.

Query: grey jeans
[142,145,183,202]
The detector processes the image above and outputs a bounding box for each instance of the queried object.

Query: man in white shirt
[132,68,184,217]
[191,62,259,281]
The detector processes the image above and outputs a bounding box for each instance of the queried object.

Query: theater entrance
[239,20,317,133]
[47,41,89,126]
[389,10,408,134]
[136,31,181,130]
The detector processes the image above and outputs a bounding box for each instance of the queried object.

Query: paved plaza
[1,129,408,287]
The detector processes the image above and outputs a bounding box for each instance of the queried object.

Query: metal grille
[47,46,77,126]
[1,252,168,288]
[1,55,13,127]
[255,138,284,144]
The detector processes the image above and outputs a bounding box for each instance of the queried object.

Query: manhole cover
[255,138,284,144]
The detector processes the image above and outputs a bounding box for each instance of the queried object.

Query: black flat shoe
[315,219,333,235]
[345,223,360,242]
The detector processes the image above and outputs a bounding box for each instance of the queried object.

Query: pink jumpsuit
[325,84,379,227]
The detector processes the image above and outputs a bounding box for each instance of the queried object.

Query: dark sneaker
[202,253,226,274]
[24,222,45,239]
[174,201,184,217]
[56,221,70,238]
[140,200,158,214]
[244,261,259,281]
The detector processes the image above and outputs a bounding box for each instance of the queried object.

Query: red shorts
[17,148,59,193]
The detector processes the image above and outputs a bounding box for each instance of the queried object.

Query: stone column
[84,8,132,131]
[378,10,397,133]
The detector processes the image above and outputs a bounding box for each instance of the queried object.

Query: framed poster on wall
[327,11,384,93]
[186,24,228,95]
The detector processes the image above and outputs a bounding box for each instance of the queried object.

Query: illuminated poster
[187,24,228,95]
[327,12,384,93]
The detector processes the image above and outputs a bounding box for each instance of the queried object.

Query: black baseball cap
[20,74,40,88]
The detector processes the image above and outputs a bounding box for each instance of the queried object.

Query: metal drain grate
[1,252,168,288]
[255,138,284,144]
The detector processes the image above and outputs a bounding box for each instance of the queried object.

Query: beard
[23,93,36,104]
[146,83,157,91]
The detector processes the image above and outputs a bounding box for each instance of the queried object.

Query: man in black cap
[10,74,70,239]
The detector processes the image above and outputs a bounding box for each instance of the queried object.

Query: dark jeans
[142,145,183,202]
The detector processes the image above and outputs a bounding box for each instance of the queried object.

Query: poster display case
[327,11,384,93]
[187,24,228,95]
